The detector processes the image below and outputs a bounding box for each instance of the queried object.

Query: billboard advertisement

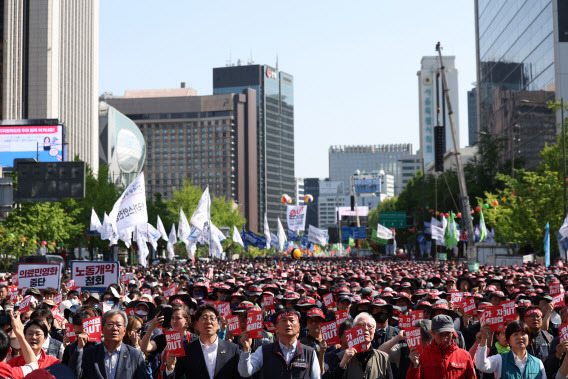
[0,125,65,167]
[354,179,380,194]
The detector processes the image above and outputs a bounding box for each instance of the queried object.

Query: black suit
[168,338,241,379]
[69,342,150,379]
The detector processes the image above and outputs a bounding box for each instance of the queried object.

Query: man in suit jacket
[70,309,150,379]
[166,304,241,378]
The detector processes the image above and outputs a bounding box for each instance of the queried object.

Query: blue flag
[288,229,300,241]
[545,222,550,267]
[300,234,313,250]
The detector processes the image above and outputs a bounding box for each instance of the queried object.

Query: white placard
[71,261,119,288]
[17,263,61,290]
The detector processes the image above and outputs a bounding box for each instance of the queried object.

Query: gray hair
[414,319,433,344]
[353,312,376,328]
[101,309,127,327]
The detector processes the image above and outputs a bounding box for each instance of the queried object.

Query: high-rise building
[318,181,345,229]
[303,178,320,228]
[294,178,304,206]
[349,170,394,210]
[213,64,294,229]
[2,0,99,172]
[103,86,259,231]
[475,0,567,169]
[329,144,413,196]
[417,56,459,169]
[468,88,478,146]
[399,153,422,190]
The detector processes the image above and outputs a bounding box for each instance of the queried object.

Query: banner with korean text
[287,205,307,231]
[17,263,61,290]
[71,261,119,289]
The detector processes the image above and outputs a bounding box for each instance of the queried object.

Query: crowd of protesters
[1,257,568,378]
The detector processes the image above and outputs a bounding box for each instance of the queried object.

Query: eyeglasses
[25,332,44,338]
[199,316,218,322]
[104,323,124,329]
[356,323,375,330]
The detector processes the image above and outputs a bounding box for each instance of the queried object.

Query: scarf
[495,342,510,355]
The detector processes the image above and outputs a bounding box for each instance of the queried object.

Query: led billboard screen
[0,125,65,167]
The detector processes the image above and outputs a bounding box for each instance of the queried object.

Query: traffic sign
[379,212,407,228]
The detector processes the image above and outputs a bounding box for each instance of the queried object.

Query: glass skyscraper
[213,65,294,229]
[475,0,568,169]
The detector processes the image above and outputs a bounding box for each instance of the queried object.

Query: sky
[99,1,477,179]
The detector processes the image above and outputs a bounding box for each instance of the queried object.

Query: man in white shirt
[165,305,241,379]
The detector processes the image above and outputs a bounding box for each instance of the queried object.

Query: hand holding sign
[344,325,368,353]
[164,330,185,357]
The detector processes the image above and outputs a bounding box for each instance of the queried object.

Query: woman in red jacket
[407,314,476,379]
[7,319,60,369]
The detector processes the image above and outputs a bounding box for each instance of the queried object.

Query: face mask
[374,313,389,324]
[135,310,148,316]
[70,299,78,306]
[399,306,408,312]
[104,301,114,306]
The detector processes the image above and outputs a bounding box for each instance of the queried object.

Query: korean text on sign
[345,325,368,353]
[71,262,119,288]
[321,321,340,345]
[17,264,61,290]
[164,331,185,357]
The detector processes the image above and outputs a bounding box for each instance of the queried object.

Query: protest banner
[65,323,76,343]
[463,297,477,316]
[67,280,77,290]
[263,294,275,310]
[53,293,62,306]
[411,310,424,323]
[335,310,348,326]
[125,308,134,316]
[287,205,307,231]
[323,293,336,309]
[71,261,119,289]
[264,322,276,334]
[246,309,263,339]
[399,315,412,330]
[480,306,504,331]
[142,288,152,296]
[82,317,102,342]
[18,295,33,313]
[405,327,423,353]
[102,302,112,313]
[51,307,65,323]
[345,326,368,353]
[553,293,566,307]
[321,321,340,345]
[17,263,61,290]
[227,315,241,336]
[11,274,18,287]
[560,323,568,342]
[551,283,563,296]
[214,301,230,318]
[501,300,517,322]
[164,331,185,357]
[8,286,18,302]
[163,284,178,298]
[450,291,464,308]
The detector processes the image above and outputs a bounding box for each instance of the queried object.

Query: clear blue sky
[99,1,476,179]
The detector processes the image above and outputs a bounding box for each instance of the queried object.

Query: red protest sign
[321,321,340,345]
[18,295,33,313]
[450,291,464,307]
[163,284,178,298]
[399,314,412,330]
[11,274,18,286]
[65,323,76,343]
[119,274,130,286]
[501,300,517,322]
[164,330,185,357]
[411,310,424,323]
[214,301,230,318]
[82,316,102,342]
[264,321,276,333]
[551,283,564,296]
[125,308,134,316]
[142,288,152,296]
[227,315,241,336]
[405,327,423,353]
[344,325,368,353]
[51,306,65,323]
[553,293,566,307]
[66,280,76,290]
[323,293,336,309]
[335,310,348,326]
[480,306,504,331]
[102,302,112,314]
[463,297,477,316]
[53,293,62,306]
[8,286,18,302]
[246,310,263,339]
[263,294,275,310]
[560,323,568,342]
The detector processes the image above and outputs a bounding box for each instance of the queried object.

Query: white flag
[206,221,224,258]
[178,208,191,244]
[190,187,211,231]
[277,218,287,252]
[264,213,271,249]
[156,216,168,241]
[233,225,244,247]
[135,225,149,267]
[431,217,442,228]
[308,225,329,246]
[146,223,161,250]
[187,243,196,263]
[167,224,177,260]
[111,173,148,231]
[431,225,444,241]
[377,224,394,240]
[90,209,102,232]
[100,212,112,240]
[185,226,202,251]
[118,226,134,248]
[560,214,568,239]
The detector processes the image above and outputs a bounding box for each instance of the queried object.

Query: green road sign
[378,212,407,228]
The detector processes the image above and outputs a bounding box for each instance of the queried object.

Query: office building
[99,102,146,186]
[417,56,460,169]
[303,178,320,229]
[399,153,422,190]
[294,178,304,206]
[2,0,99,172]
[213,64,294,229]
[318,181,345,228]
[475,0,568,169]
[468,88,478,146]
[329,144,413,196]
[103,86,259,231]
[349,170,394,210]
